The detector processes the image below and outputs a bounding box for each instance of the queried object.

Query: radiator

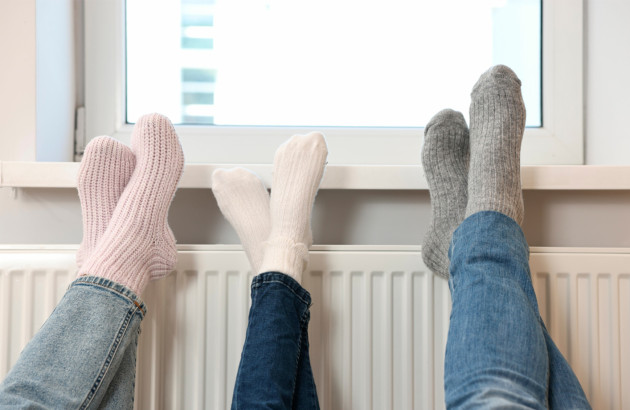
[0,245,628,410]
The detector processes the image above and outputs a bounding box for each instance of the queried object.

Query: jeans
[0,276,145,409]
[231,272,320,410]
[0,272,319,409]
[444,211,591,409]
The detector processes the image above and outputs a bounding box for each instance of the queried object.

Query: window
[127,0,541,128]
[85,0,583,165]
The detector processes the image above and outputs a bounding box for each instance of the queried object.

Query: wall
[1,188,630,249]
[1,0,630,246]
[0,0,36,161]
[585,0,630,164]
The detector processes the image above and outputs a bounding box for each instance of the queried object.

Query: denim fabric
[96,328,140,410]
[231,272,320,410]
[444,211,590,409]
[0,276,145,409]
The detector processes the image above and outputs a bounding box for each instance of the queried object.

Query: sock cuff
[466,197,525,226]
[258,237,309,283]
[78,259,149,296]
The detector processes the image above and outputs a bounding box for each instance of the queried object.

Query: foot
[76,136,135,269]
[421,109,469,279]
[78,113,185,295]
[465,65,526,225]
[212,167,271,273]
[258,132,328,283]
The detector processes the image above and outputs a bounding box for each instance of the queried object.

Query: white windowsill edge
[2,161,630,190]
[1,244,630,255]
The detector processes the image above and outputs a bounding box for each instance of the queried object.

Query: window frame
[84,0,583,165]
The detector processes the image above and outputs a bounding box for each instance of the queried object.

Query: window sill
[2,161,630,190]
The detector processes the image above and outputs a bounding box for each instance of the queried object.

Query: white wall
[0,0,75,162]
[585,0,630,164]
[0,0,37,161]
[1,0,630,246]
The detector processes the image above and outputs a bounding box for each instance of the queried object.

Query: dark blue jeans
[231,272,320,409]
[445,211,591,409]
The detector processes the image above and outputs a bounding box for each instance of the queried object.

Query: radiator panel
[0,247,628,409]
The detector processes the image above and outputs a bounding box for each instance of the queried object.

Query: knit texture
[76,136,135,269]
[421,109,469,279]
[78,113,184,295]
[465,65,526,225]
[259,132,328,283]
[212,167,271,273]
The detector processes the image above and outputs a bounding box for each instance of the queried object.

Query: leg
[0,114,184,408]
[231,272,318,409]
[75,136,138,410]
[0,277,145,408]
[543,325,591,409]
[421,109,469,279]
[428,66,590,408]
[291,321,319,410]
[214,168,320,409]
[445,211,549,408]
[445,212,591,409]
[97,326,141,410]
[213,133,326,409]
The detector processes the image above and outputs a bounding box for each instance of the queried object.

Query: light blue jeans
[0,276,145,409]
[444,211,591,409]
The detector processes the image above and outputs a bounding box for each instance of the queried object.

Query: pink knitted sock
[76,136,135,270]
[78,113,184,295]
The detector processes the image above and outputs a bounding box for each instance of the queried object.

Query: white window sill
[2,161,630,190]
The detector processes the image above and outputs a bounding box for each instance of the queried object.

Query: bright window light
[126,0,541,127]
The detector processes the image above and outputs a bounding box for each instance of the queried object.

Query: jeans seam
[78,303,141,409]
[291,329,304,402]
[130,327,141,409]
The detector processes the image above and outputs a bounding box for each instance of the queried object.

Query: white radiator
[0,245,628,410]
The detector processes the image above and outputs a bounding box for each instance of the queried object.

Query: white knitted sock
[259,132,327,283]
[78,113,184,295]
[76,136,135,270]
[212,168,271,273]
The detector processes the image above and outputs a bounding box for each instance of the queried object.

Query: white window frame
[84,0,583,165]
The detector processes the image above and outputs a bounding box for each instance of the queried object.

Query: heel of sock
[259,237,309,283]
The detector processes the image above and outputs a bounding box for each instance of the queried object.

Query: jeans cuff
[253,272,312,308]
[452,210,528,257]
[71,275,147,317]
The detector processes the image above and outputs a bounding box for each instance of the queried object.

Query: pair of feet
[77,114,184,295]
[212,133,328,283]
[422,65,526,278]
[77,113,328,295]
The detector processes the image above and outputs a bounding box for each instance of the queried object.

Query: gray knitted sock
[421,109,469,279]
[465,65,526,225]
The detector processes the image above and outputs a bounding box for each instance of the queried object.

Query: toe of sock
[276,132,328,158]
[425,109,467,136]
[472,64,522,95]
